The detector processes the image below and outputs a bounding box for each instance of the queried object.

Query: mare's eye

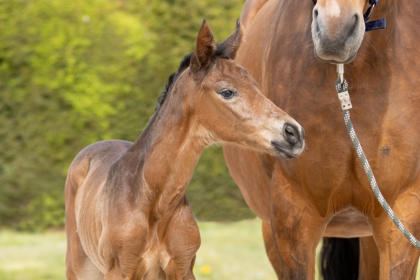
[218,88,237,100]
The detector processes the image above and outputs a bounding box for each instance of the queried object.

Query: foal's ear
[217,20,243,60]
[190,20,216,72]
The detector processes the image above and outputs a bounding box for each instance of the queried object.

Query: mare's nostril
[283,123,299,146]
[314,10,321,35]
[353,14,359,24]
[347,14,359,37]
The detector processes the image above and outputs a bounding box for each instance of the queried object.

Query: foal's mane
[154,44,231,112]
[154,53,192,112]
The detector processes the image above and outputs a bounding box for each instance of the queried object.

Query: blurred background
[5,2,419,280]
[0,0,280,279]
[0,0,253,232]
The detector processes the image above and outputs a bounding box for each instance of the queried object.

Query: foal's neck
[125,72,207,217]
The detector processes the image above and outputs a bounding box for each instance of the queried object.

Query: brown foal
[65,21,305,280]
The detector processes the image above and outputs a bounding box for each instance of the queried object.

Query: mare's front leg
[359,236,379,280]
[163,197,201,280]
[372,185,420,280]
[267,173,325,280]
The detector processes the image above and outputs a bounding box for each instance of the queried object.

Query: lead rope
[335,64,420,249]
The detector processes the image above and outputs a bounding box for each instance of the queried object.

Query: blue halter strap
[312,0,386,32]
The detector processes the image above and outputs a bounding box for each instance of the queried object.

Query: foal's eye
[218,89,237,100]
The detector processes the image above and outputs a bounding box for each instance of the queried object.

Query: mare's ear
[217,20,243,60]
[190,20,216,73]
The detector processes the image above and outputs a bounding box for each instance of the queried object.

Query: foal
[65,21,305,280]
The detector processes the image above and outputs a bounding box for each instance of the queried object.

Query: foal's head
[160,21,304,159]
[311,0,370,63]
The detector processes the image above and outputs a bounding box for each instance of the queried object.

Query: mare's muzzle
[312,6,365,63]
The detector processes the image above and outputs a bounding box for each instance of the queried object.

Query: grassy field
[0,219,279,280]
[0,219,418,280]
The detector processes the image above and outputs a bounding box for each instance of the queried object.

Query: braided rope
[335,79,420,249]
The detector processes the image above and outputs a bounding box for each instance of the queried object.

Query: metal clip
[338,90,352,110]
[336,64,352,111]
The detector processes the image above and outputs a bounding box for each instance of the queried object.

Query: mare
[224,0,420,279]
[65,21,305,280]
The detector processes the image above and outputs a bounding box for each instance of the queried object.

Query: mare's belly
[324,207,373,238]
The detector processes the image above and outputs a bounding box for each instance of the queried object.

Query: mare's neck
[357,1,420,68]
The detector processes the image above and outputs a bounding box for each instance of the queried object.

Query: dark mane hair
[154,53,192,112]
[154,44,230,112]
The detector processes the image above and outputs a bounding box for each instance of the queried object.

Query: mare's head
[311,0,371,63]
[163,21,305,158]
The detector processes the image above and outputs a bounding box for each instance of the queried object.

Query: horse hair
[155,53,192,112]
[154,44,231,112]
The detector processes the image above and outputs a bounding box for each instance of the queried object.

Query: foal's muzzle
[271,123,305,159]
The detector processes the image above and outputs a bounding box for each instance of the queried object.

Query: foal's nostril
[283,123,299,146]
[314,9,319,18]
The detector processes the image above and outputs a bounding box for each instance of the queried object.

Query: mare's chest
[276,78,420,199]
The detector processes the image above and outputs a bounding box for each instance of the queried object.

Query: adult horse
[224,0,420,279]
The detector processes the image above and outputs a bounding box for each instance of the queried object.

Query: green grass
[0,220,277,280]
[0,220,418,279]
[193,220,278,280]
[0,230,65,280]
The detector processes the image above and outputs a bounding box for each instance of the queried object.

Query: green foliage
[0,0,254,231]
[188,146,254,221]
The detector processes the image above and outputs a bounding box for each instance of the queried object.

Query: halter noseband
[312,0,386,32]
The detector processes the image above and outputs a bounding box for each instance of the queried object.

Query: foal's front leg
[163,197,201,280]
[103,246,148,280]
[104,268,124,280]
[101,217,150,280]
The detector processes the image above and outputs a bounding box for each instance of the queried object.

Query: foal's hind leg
[66,219,103,280]
[372,187,420,280]
[65,172,103,280]
[163,197,201,280]
[66,232,103,280]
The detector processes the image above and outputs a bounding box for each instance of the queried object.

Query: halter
[312,0,386,32]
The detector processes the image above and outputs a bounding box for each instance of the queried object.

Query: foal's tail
[320,237,360,280]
